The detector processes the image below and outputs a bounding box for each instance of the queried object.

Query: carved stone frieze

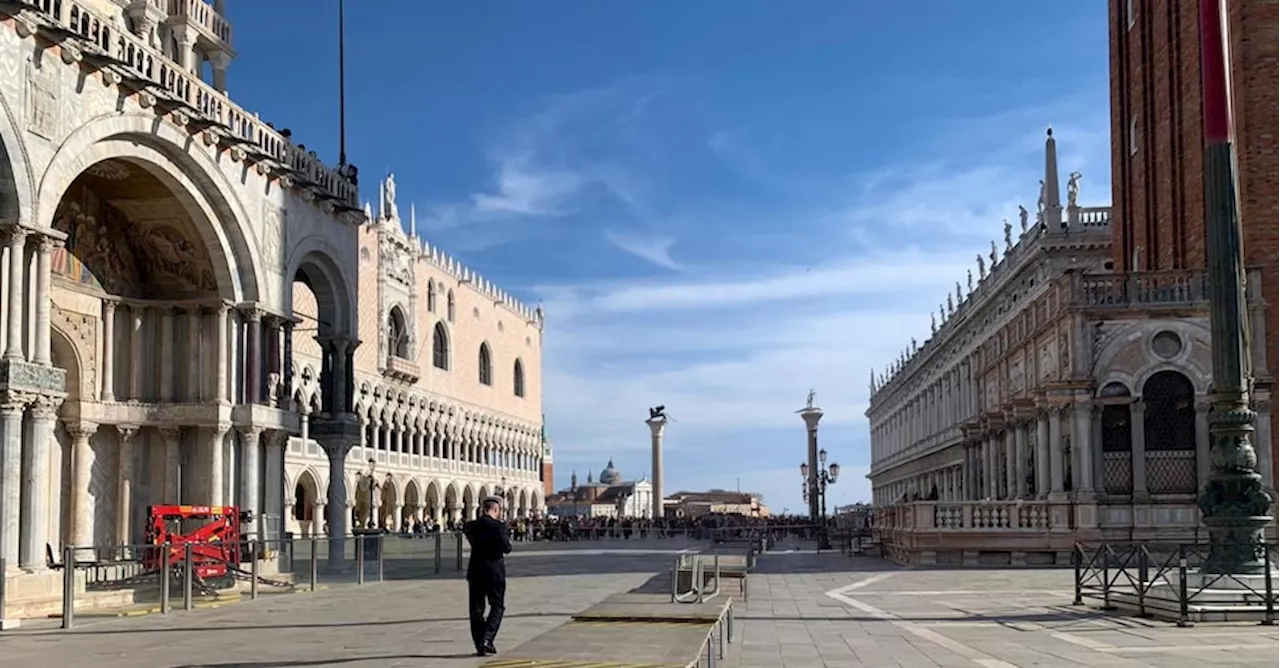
[51,304,98,398]
[260,203,285,271]
[26,58,60,140]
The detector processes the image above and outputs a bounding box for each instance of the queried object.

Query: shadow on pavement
[41,611,577,636]
[175,654,479,667]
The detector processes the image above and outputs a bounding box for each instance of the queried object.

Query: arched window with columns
[1142,370,1197,494]
[1098,382,1134,495]
[479,342,493,386]
[513,359,525,397]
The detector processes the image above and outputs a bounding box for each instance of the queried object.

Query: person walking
[463,496,512,656]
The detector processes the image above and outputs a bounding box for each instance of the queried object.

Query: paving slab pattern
[724,550,1280,668]
[0,543,689,668]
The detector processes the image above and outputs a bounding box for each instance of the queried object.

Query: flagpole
[1195,0,1272,576]
[337,0,348,167]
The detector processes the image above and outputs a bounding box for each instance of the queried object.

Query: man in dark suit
[463,496,512,656]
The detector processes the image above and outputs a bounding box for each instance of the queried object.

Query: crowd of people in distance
[381,512,866,542]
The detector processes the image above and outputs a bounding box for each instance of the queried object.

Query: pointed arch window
[432,321,450,370]
[427,281,437,313]
[387,306,410,359]
[513,359,525,397]
[478,342,493,386]
[447,290,456,322]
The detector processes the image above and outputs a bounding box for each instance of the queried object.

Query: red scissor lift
[143,505,250,591]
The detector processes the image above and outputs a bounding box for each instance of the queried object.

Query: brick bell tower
[1107,0,1278,458]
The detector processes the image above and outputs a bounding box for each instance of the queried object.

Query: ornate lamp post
[801,448,840,550]
[498,476,509,519]
[1196,0,1273,576]
[363,458,377,529]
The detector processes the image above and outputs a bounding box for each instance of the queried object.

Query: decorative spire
[955,281,963,304]
[946,293,954,315]
[1042,127,1063,227]
[409,203,417,238]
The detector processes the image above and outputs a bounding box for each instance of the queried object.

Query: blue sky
[228,1,1113,512]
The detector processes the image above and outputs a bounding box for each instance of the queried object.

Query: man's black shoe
[483,644,498,655]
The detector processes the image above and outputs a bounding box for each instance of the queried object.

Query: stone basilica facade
[866,131,1275,565]
[0,0,545,618]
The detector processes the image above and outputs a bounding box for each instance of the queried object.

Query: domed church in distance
[544,459,655,518]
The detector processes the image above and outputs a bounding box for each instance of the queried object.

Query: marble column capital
[0,391,34,413]
[35,234,63,254]
[237,424,264,442]
[1195,398,1214,413]
[2,225,28,246]
[209,423,231,437]
[157,426,182,445]
[65,421,99,440]
[29,395,63,420]
[116,423,140,441]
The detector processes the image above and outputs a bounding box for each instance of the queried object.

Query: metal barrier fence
[52,532,468,629]
[1072,541,1278,627]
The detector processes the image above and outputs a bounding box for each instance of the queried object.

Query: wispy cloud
[429,77,1110,511]
[602,231,683,271]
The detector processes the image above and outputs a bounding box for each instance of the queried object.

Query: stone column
[324,445,351,564]
[263,431,285,538]
[100,301,116,401]
[647,415,668,521]
[1014,421,1031,499]
[1072,401,1095,495]
[158,427,182,503]
[1254,396,1274,492]
[215,304,229,402]
[1195,398,1212,488]
[159,308,175,401]
[116,426,139,547]
[282,319,295,399]
[68,421,98,548]
[984,434,997,498]
[312,500,326,537]
[244,308,260,404]
[31,236,57,366]
[20,396,61,569]
[1003,429,1016,499]
[1129,400,1148,499]
[3,227,26,361]
[129,306,144,400]
[1048,407,1065,496]
[0,393,29,569]
[238,426,262,537]
[1035,412,1051,499]
[206,425,228,505]
[186,307,202,401]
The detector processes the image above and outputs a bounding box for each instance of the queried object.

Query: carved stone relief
[26,58,60,140]
[51,305,98,400]
[260,203,285,271]
[1009,358,1025,394]
[1039,340,1057,380]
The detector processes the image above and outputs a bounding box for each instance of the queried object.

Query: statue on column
[967,268,974,292]
[976,254,986,279]
[955,281,963,304]
[946,293,954,315]
[804,389,816,409]
[1067,171,1082,208]
[382,173,399,221]
[1003,218,1013,250]
[1036,179,1046,215]
[930,312,937,334]
[989,240,998,266]
[1019,205,1029,231]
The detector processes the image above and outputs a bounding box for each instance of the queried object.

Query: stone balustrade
[16,0,356,208]
[878,500,1059,532]
[167,0,233,46]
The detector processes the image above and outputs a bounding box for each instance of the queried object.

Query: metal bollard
[706,634,717,668]
[249,541,260,601]
[376,534,385,582]
[434,532,442,574]
[160,542,171,615]
[727,603,734,643]
[60,545,75,629]
[356,534,366,585]
[182,543,194,611]
[308,539,318,592]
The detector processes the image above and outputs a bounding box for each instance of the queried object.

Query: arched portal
[425,480,442,523]
[379,475,399,530]
[403,478,422,531]
[293,470,322,537]
[445,482,460,524]
[461,485,475,521]
[1142,370,1197,494]
[518,489,529,518]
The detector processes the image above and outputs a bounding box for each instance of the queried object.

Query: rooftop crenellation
[868,128,1112,403]
[368,174,545,327]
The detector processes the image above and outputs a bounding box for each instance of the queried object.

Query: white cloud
[602,231,683,271]
[470,153,581,217]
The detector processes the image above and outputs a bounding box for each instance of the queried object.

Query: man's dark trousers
[468,574,505,651]
[463,514,512,653]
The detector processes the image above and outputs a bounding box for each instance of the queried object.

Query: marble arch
[35,114,265,301]
[286,241,355,337]
[0,79,34,225]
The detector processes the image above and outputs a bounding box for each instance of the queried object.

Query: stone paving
[3,539,1277,668]
[724,549,1280,668]
[0,540,699,668]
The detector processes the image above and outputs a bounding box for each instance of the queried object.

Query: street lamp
[364,458,377,529]
[498,476,509,519]
[801,448,840,550]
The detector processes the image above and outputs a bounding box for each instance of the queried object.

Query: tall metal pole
[337,0,348,167]
[1196,0,1273,575]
